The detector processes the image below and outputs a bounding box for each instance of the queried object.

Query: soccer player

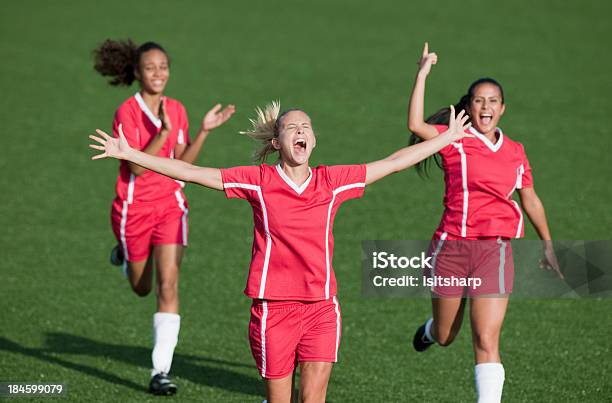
[407,43,561,403]
[89,101,471,403]
[93,39,235,395]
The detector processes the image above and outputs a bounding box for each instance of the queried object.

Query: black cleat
[110,245,124,266]
[412,323,435,352]
[149,372,178,396]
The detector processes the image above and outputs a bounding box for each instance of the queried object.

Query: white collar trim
[469,126,504,152]
[134,92,162,129]
[276,164,312,195]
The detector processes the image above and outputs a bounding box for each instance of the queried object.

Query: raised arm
[408,42,441,140]
[366,106,471,185]
[175,103,236,164]
[90,124,224,190]
[517,187,563,278]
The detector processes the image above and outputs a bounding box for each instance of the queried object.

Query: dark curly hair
[93,39,169,86]
[410,77,505,177]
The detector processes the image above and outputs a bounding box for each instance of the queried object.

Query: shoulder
[114,96,138,121]
[221,164,264,183]
[319,164,366,186]
[432,124,449,134]
[116,95,137,114]
[501,132,528,154]
[164,96,187,114]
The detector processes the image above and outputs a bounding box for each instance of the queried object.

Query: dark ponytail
[410,77,504,177]
[93,39,169,86]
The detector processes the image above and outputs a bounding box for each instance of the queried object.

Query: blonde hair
[240,100,282,163]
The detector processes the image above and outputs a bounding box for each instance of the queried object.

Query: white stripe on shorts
[497,238,507,294]
[260,301,268,378]
[119,200,130,276]
[332,296,341,362]
[430,232,448,290]
[174,190,189,246]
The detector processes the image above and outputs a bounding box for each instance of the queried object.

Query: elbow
[407,120,419,133]
[129,166,145,177]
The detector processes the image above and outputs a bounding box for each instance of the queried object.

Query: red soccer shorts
[110,191,188,262]
[427,231,514,297]
[249,297,341,379]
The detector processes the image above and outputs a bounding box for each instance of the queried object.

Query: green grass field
[1,0,611,401]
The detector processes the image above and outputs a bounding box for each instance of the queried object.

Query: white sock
[151,312,180,376]
[424,318,435,342]
[475,363,505,403]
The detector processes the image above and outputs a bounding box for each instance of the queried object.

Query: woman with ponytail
[93,39,235,395]
[408,42,561,403]
[90,100,472,402]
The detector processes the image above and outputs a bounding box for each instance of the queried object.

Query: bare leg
[299,362,332,403]
[431,297,467,346]
[126,253,154,296]
[470,297,509,403]
[265,373,293,403]
[154,244,183,313]
[470,297,509,363]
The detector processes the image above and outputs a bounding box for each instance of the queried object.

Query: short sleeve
[113,106,140,148]
[326,164,366,202]
[220,165,262,200]
[432,124,448,134]
[517,144,533,188]
[177,103,190,145]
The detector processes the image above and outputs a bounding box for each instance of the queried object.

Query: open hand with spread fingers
[201,103,236,133]
[447,105,473,142]
[418,42,438,76]
[89,123,132,161]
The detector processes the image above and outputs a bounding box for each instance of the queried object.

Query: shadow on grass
[0,333,263,397]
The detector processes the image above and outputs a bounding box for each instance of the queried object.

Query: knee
[473,331,500,354]
[434,326,459,347]
[157,276,178,298]
[131,283,152,297]
[301,381,327,403]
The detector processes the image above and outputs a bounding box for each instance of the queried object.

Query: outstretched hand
[540,241,564,280]
[89,124,132,160]
[418,42,438,76]
[201,104,236,132]
[447,105,473,141]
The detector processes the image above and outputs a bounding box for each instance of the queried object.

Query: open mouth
[480,113,493,125]
[293,138,307,151]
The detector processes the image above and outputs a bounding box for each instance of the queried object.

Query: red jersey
[113,93,190,203]
[433,125,533,238]
[221,164,366,301]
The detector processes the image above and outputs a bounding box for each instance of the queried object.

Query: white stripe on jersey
[134,92,162,129]
[224,183,272,299]
[324,182,366,299]
[452,142,469,238]
[127,173,135,204]
[511,200,523,239]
